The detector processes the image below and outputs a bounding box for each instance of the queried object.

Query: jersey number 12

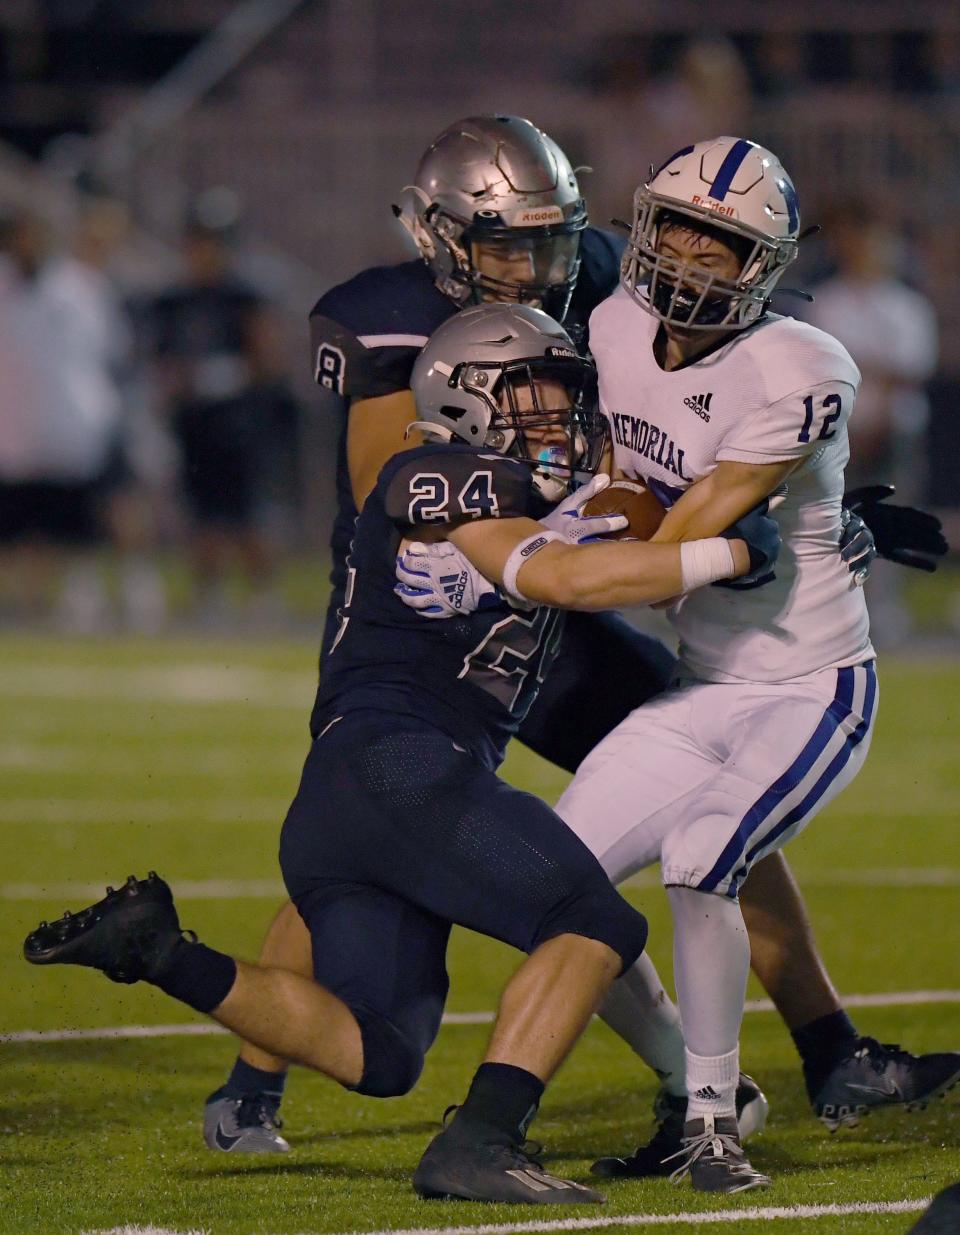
[798,393,842,444]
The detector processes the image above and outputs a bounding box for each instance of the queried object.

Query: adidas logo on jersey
[684,392,713,422]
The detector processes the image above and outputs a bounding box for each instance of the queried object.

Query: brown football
[581,479,666,541]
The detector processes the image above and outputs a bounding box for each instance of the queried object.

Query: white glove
[395,540,502,619]
[538,473,628,543]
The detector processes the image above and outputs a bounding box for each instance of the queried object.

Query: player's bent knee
[349,1009,426,1098]
[532,879,648,975]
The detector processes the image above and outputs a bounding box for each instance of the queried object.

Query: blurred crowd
[0,192,301,633]
[0,14,956,643]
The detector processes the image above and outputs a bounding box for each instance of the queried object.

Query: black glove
[714,500,781,590]
[843,485,948,573]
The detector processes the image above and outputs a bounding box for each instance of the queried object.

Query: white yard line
[3,664,307,708]
[5,990,960,1045]
[5,868,960,901]
[85,1198,931,1235]
[321,1200,930,1234]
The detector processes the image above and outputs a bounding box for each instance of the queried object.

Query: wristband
[680,538,737,592]
[502,530,564,602]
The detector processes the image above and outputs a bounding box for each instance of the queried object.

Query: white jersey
[590,288,874,683]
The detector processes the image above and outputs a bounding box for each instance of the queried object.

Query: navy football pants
[279,710,648,1097]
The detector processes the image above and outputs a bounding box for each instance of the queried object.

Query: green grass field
[1,634,959,1235]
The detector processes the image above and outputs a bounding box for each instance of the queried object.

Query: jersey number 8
[316,344,346,394]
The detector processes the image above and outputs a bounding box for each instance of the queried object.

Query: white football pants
[558,661,878,897]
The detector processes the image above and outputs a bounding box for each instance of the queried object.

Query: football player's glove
[395,540,502,619]
[538,473,629,543]
[839,507,876,585]
[714,500,781,590]
[843,485,948,573]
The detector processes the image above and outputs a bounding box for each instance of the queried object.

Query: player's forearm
[449,518,749,611]
[652,459,797,543]
[517,538,751,610]
[347,390,421,511]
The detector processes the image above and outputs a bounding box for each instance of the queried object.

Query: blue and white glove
[538,473,629,543]
[394,540,503,619]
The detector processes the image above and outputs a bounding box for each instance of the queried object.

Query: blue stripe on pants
[696,667,857,894]
[726,663,877,895]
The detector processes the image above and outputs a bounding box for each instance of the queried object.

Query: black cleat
[811,1037,960,1131]
[414,1116,604,1205]
[23,873,184,984]
[663,1114,770,1194]
[908,1183,960,1234]
[591,1073,768,1179]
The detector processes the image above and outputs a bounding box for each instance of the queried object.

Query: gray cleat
[591,1072,768,1179]
[203,1091,289,1154]
[663,1114,770,1194]
[414,1116,604,1204]
[812,1038,960,1132]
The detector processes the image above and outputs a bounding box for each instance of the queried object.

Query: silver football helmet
[621,136,801,330]
[395,115,588,320]
[410,303,605,501]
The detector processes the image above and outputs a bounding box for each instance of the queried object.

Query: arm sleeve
[382,448,536,526]
[716,381,857,464]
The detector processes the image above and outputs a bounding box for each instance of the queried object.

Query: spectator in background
[806,203,938,646]
[150,189,293,627]
[41,197,168,632]
[0,206,156,630]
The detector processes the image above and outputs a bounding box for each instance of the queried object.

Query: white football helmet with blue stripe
[621,137,801,331]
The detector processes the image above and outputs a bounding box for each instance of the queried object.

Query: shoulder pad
[381,445,536,526]
[309,262,455,399]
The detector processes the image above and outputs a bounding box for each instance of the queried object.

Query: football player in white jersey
[549,136,904,1192]
[398,137,958,1194]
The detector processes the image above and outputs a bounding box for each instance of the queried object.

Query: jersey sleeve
[716,380,857,465]
[382,447,536,526]
[309,313,425,400]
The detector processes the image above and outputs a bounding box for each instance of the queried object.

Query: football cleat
[907,1183,960,1234]
[591,1072,768,1179]
[23,873,185,984]
[663,1114,771,1194]
[811,1037,960,1131]
[204,1090,290,1154]
[414,1115,604,1204]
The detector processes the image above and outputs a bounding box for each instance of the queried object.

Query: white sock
[685,1045,740,1121]
[667,885,751,1119]
[599,952,686,1097]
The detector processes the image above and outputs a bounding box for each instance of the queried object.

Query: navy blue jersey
[313,442,564,769]
[310,227,625,658]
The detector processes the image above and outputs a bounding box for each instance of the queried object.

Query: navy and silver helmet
[395,115,588,321]
[410,303,604,501]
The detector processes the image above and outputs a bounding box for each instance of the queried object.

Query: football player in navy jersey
[25,304,773,1204]
[192,113,947,1156]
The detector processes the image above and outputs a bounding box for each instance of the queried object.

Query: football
[581,479,666,541]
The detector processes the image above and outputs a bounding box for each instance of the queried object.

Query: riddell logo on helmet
[516,206,564,225]
[692,195,736,217]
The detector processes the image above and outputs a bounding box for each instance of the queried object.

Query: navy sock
[456,1062,545,1144]
[151,936,237,1014]
[223,1056,287,1104]
[792,1009,859,1096]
